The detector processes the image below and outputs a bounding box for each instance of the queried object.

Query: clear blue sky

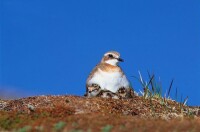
[0,0,199,105]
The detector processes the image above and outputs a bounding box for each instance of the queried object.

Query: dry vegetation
[0,95,200,132]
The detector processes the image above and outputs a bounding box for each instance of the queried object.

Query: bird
[85,51,134,99]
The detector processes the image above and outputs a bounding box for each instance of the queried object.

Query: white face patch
[104,52,120,58]
[105,59,119,66]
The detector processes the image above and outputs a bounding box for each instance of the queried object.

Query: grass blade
[183,96,189,105]
[138,71,144,84]
[147,74,155,93]
[175,87,178,100]
[167,79,174,98]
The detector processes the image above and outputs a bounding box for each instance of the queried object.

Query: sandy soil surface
[0,95,200,132]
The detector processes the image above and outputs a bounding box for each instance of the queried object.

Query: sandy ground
[0,95,200,132]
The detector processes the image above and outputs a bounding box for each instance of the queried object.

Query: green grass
[133,71,182,101]
[133,71,193,116]
[54,121,66,131]
[0,112,24,130]
[101,125,113,132]
[17,126,32,132]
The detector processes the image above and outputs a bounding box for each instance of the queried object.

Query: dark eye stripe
[108,54,113,58]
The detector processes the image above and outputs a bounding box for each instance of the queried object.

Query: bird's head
[101,51,124,66]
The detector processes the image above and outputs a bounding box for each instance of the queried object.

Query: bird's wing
[85,64,100,91]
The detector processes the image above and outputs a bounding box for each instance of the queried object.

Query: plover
[85,51,134,99]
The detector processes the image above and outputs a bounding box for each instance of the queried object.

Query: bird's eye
[108,54,113,58]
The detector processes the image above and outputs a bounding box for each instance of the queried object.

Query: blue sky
[0,0,199,105]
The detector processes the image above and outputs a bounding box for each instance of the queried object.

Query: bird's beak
[118,58,124,62]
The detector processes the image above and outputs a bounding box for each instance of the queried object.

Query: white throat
[105,59,118,66]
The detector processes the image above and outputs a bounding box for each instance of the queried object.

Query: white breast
[88,69,130,93]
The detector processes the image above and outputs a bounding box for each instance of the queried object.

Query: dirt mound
[0,95,200,131]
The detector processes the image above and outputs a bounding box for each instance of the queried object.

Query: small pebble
[28,104,35,112]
